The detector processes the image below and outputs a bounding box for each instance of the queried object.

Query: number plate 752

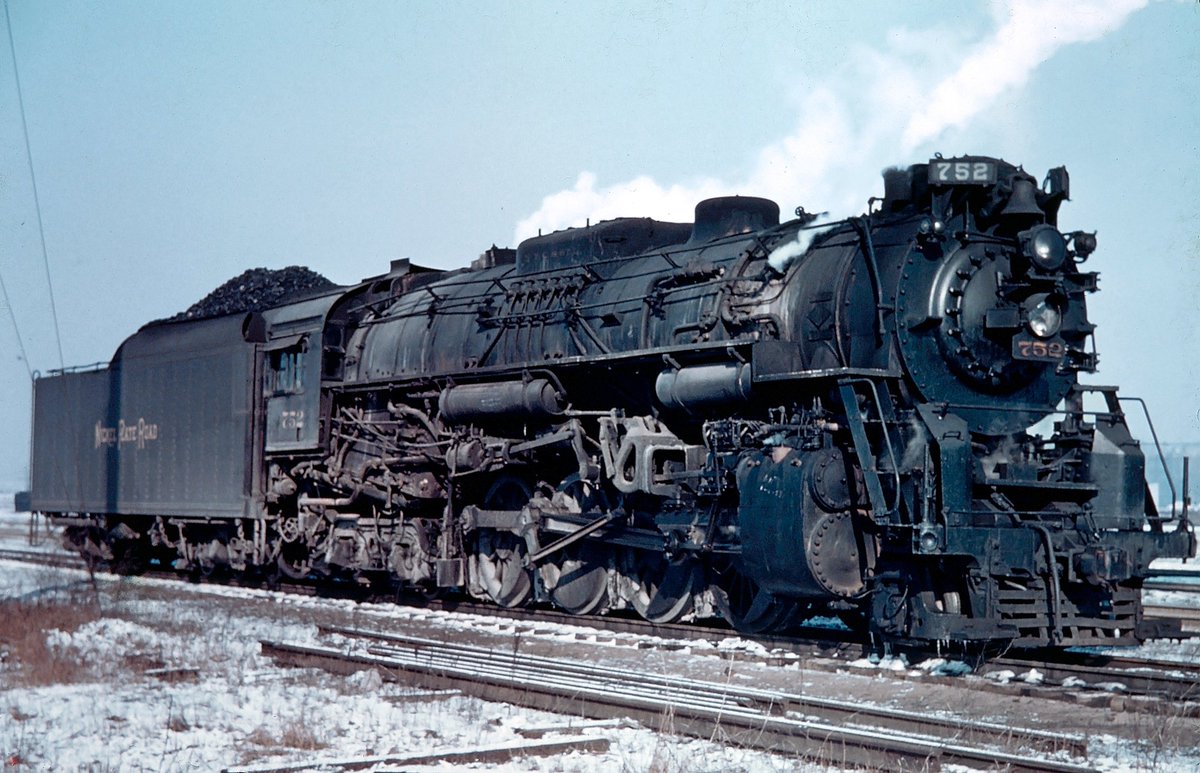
[1012,335,1065,362]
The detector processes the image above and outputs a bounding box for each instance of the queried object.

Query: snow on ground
[0,500,815,773]
[0,558,821,773]
[3,497,1200,772]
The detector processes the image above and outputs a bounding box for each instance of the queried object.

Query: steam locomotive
[27,154,1195,648]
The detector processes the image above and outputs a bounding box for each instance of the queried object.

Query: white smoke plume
[514,0,1147,245]
[901,0,1148,149]
[766,218,836,274]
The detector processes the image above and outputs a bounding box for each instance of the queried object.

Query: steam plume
[901,0,1148,149]
[514,0,1147,244]
[766,218,835,274]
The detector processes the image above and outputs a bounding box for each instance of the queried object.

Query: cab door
[264,334,321,451]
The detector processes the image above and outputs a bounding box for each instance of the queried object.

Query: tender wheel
[110,542,148,576]
[543,544,610,616]
[628,552,698,624]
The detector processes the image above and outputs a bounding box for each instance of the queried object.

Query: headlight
[1024,225,1067,271]
[1027,295,1063,338]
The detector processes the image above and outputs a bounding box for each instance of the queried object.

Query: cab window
[268,340,307,395]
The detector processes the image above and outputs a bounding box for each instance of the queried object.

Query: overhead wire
[4,0,66,373]
[0,267,32,380]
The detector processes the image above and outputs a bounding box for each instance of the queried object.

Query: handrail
[839,378,900,522]
[855,378,902,509]
[1118,396,1177,521]
[935,390,1180,521]
[39,361,109,377]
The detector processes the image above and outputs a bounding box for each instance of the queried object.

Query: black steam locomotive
[27,155,1194,648]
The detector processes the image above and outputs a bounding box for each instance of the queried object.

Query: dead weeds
[0,594,102,687]
[245,718,328,751]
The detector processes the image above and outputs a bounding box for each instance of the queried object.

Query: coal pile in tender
[169,266,338,322]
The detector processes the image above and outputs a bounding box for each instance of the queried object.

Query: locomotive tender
[28,155,1195,648]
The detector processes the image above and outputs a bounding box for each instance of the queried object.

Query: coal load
[170,266,337,322]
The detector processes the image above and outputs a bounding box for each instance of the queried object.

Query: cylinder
[655,363,752,414]
[439,378,565,424]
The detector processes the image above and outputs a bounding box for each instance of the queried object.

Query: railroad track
[983,650,1200,704]
[0,545,862,656]
[0,546,89,571]
[387,593,1200,707]
[1144,567,1200,593]
[262,627,1094,773]
[1146,581,1200,593]
[6,545,1199,707]
[1147,602,1200,625]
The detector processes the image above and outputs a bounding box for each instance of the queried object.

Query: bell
[1002,177,1043,219]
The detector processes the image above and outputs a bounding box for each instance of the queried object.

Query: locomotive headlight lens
[1025,225,1067,271]
[1027,295,1063,338]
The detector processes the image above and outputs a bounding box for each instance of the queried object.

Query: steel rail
[260,639,1095,773]
[320,623,1086,757]
[0,546,861,657]
[0,546,88,570]
[7,545,1197,707]
[984,652,1200,703]
[1145,581,1200,593]
[1146,603,1200,623]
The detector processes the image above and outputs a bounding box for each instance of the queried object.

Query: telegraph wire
[0,267,33,380]
[4,0,66,372]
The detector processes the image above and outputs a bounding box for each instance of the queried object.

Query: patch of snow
[715,637,771,656]
[914,658,973,677]
[1092,681,1129,693]
[844,653,909,673]
[985,669,1016,684]
[45,618,161,661]
[1015,668,1043,685]
[846,657,879,670]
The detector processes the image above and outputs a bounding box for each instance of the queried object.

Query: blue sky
[0,0,1197,486]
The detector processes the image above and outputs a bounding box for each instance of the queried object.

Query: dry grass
[244,727,277,747]
[1120,696,1200,771]
[245,717,327,751]
[280,719,327,751]
[0,594,102,687]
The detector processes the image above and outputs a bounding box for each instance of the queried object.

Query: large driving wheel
[714,567,801,635]
[628,552,699,624]
[543,544,611,616]
[474,530,533,607]
[473,475,535,608]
